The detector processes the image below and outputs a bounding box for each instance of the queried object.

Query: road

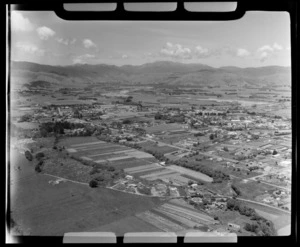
[142,137,291,191]
[236,197,291,214]
[248,173,291,191]
[143,137,239,163]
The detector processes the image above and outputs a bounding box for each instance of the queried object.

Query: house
[227,223,240,231]
[191,183,198,189]
[169,187,179,197]
[125,175,133,180]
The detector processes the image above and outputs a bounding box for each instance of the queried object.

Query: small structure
[125,175,133,180]
[191,183,198,189]
[169,187,179,197]
[227,223,240,231]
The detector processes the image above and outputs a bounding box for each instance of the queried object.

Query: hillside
[10,61,291,89]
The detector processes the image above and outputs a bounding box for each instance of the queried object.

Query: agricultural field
[166,165,213,182]
[144,123,185,134]
[135,202,215,234]
[60,137,156,171]
[136,210,186,232]
[137,141,179,155]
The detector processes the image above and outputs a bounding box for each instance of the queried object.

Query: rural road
[235,197,291,214]
[142,137,291,191]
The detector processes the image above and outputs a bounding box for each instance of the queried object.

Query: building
[169,187,179,197]
[125,175,133,180]
[227,223,240,231]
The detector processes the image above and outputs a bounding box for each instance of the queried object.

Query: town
[10,80,291,237]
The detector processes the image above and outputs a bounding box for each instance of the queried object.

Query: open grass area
[88,215,162,235]
[232,179,278,201]
[10,153,164,236]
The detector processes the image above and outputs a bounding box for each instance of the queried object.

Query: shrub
[35,165,42,173]
[231,184,242,196]
[24,150,33,161]
[89,179,98,188]
[35,152,45,160]
[35,160,43,173]
[108,166,115,172]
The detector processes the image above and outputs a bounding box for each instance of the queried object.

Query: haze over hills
[11,60,291,89]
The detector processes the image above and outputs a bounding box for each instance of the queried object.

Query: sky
[10,9,291,68]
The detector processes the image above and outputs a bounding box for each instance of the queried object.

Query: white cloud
[122,54,128,59]
[83,39,97,49]
[11,11,34,32]
[260,51,269,62]
[160,42,192,59]
[237,48,250,57]
[56,37,77,46]
[16,42,45,56]
[273,42,283,51]
[70,38,77,45]
[286,46,291,51]
[258,43,283,53]
[72,54,95,64]
[56,37,69,45]
[194,45,210,58]
[258,45,274,53]
[257,43,283,62]
[36,26,55,40]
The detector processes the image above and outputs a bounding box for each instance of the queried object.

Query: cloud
[56,37,77,46]
[56,37,69,45]
[258,43,283,53]
[160,42,192,59]
[72,54,95,64]
[11,11,34,32]
[36,26,55,40]
[257,43,283,62]
[194,45,210,58]
[236,48,250,57]
[259,51,269,62]
[286,46,291,51]
[122,54,128,59]
[70,38,77,45]
[258,45,273,53]
[83,39,97,49]
[273,43,283,51]
[16,42,45,56]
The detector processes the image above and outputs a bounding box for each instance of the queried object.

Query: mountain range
[10,60,291,88]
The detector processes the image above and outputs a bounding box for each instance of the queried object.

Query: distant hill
[10,61,291,88]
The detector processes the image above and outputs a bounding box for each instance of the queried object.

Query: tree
[89,179,98,188]
[35,152,45,160]
[209,134,215,140]
[188,180,194,186]
[223,146,229,152]
[24,150,33,161]
[272,150,278,155]
[231,184,242,196]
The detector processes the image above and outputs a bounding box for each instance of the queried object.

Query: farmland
[166,165,213,182]
[135,202,215,234]
[60,137,156,170]
[10,151,164,236]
